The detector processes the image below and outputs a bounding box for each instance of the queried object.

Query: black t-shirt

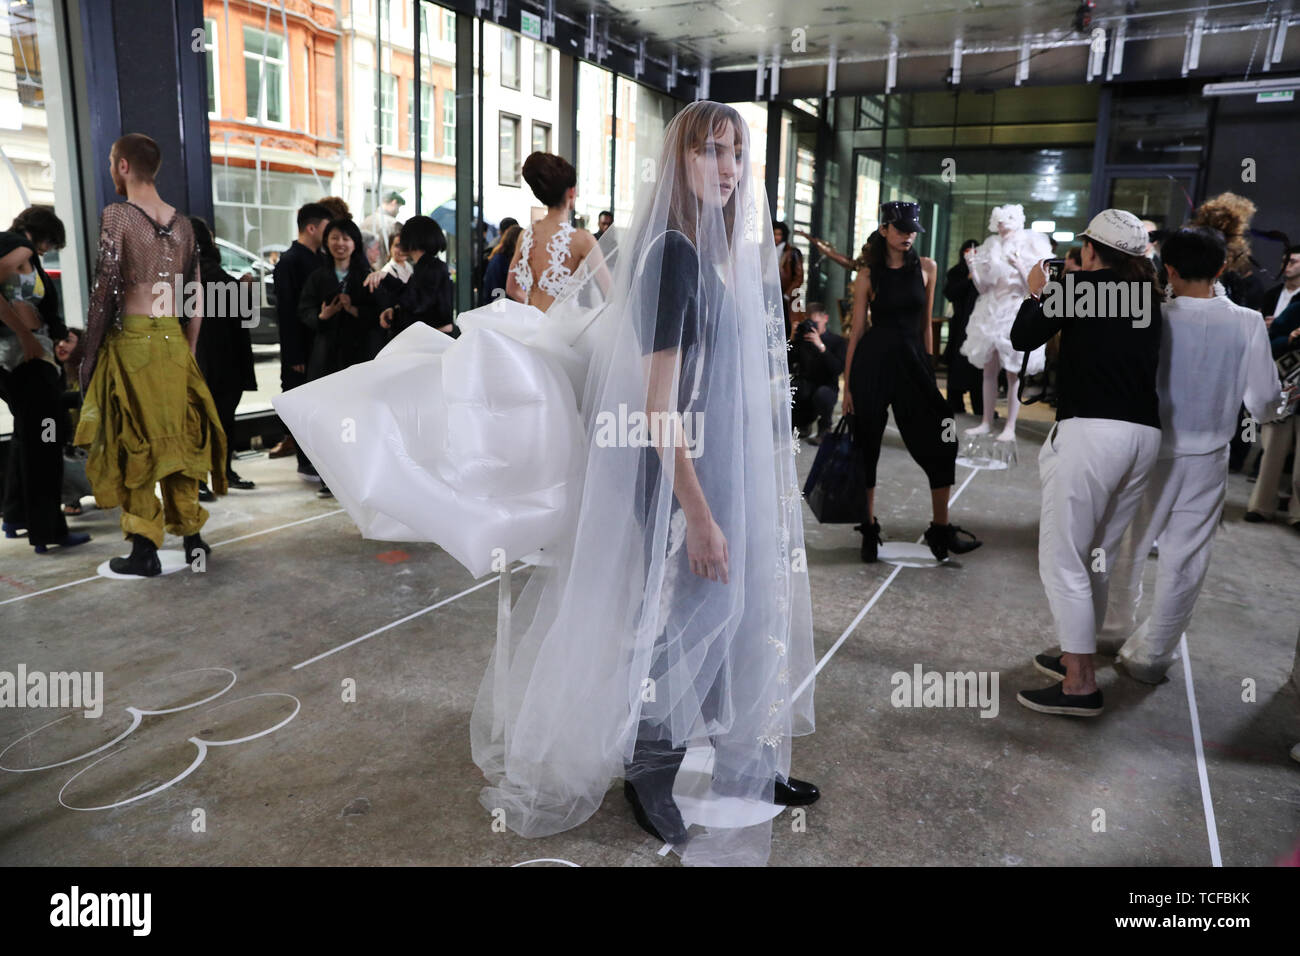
[636,230,704,526]
[640,230,701,358]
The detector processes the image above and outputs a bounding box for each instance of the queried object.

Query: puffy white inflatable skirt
[273,300,585,579]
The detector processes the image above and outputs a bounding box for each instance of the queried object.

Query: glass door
[1102,170,1198,232]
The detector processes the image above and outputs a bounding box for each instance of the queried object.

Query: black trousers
[208,382,242,476]
[850,329,957,492]
[944,349,984,416]
[280,362,315,474]
[1,359,68,546]
[792,379,839,431]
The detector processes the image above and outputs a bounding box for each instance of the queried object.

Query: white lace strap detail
[511,225,534,294]
[537,221,575,298]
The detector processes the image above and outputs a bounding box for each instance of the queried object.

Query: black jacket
[196,251,256,393]
[942,261,978,358]
[791,328,846,391]
[298,264,380,378]
[1010,268,1162,429]
[1270,297,1300,358]
[376,253,456,338]
[1254,282,1297,320]
[272,240,321,368]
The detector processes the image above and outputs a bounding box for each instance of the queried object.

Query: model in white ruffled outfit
[961,204,1052,441]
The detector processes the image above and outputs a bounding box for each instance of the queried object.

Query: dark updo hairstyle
[398,215,447,256]
[522,152,577,209]
[10,205,66,249]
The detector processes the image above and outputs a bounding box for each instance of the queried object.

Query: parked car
[217,238,279,345]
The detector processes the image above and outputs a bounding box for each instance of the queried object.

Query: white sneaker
[1290,742,1300,764]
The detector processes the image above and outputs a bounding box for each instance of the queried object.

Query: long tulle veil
[469,100,815,866]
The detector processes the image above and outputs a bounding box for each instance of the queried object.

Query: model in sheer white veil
[273,101,817,866]
[471,100,818,866]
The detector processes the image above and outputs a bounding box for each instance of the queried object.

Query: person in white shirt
[1100,226,1283,684]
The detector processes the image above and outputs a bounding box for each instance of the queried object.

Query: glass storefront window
[851,153,882,259]
[574,61,613,231]
[409,83,432,153]
[203,16,218,115]
[610,78,677,233]
[1,0,87,437]
[204,0,457,415]
[732,101,769,188]
[443,89,455,159]
[1107,94,1208,165]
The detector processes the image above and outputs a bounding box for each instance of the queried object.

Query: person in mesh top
[71,134,227,577]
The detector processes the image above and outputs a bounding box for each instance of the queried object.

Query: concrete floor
[1,399,1298,867]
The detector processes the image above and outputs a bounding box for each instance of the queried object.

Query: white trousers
[1101,447,1228,681]
[1246,416,1300,522]
[1038,418,1162,655]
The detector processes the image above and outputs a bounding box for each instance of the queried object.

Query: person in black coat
[376,215,457,339]
[271,202,332,474]
[942,239,983,416]
[191,217,257,493]
[298,217,381,379]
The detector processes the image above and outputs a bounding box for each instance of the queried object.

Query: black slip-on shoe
[227,471,256,490]
[1033,653,1067,683]
[1016,683,1103,717]
[774,776,821,806]
[1242,511,1267,523]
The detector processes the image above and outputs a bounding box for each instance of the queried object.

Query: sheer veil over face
[470,101,815,866]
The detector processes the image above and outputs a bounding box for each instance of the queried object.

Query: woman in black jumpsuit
[843,202,982,563]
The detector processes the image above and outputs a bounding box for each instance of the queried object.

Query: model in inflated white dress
[960,203,1052,441]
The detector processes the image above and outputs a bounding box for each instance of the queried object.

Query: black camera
[795,318,817,339]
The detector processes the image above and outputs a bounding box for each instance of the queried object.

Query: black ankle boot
[857,518,882,563]
[623,779,689,845]
[109,534,162,577]
[924,522,983,561]
[183,534,211,565]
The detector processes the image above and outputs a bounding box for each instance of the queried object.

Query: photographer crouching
[790,302,847,445]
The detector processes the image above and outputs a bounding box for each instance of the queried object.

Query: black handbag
[801,415,868,524]
[1016,341,1049,405]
